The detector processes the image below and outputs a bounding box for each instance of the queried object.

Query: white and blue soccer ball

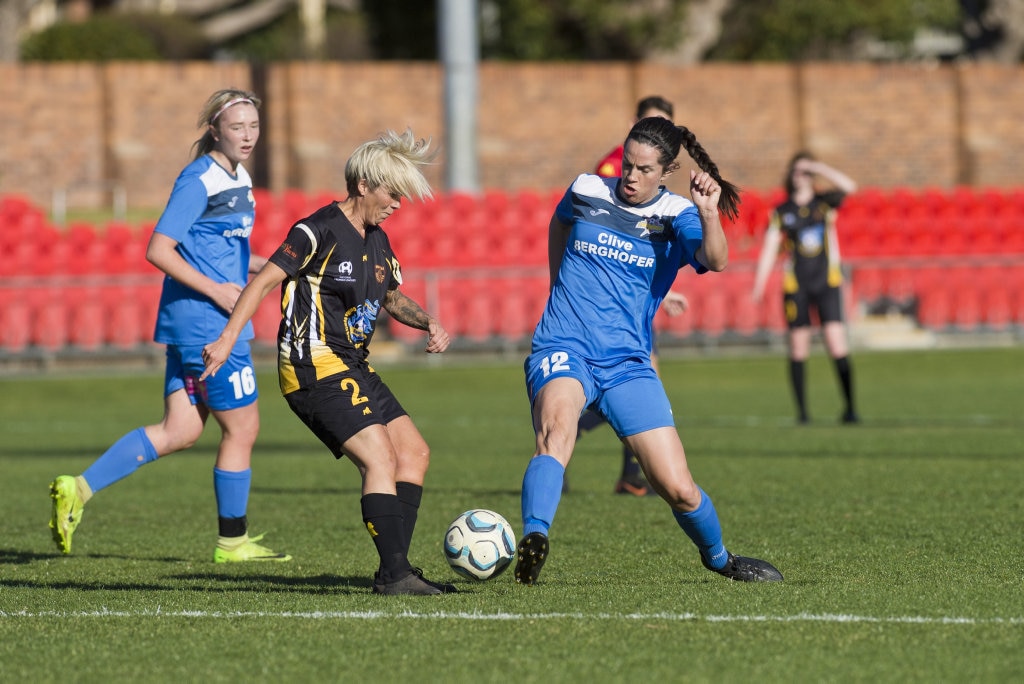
[443,509,516,581]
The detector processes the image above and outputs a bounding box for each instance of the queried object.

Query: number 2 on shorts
[340,378,369,407]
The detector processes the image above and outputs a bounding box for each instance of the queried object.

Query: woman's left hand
[425,319,450,353]
[689,169,721,215]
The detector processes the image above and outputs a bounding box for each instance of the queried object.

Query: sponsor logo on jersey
[334,260,356,283]
[573,231,655,268]
[221,225,253,238]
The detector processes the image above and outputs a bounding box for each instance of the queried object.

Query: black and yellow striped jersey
[768,190,845,292]
[267,202,401,394]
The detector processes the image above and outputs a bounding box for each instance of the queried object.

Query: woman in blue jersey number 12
[515,116,783,585]
[48,89,290,563]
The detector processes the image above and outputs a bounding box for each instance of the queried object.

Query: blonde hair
[345,129,435,201]
[191,88,262,160]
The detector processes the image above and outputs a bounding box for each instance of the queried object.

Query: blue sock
[213,467,251,520]
[673,487,728,569]
[81,427,159,493]
[521,454,564,536]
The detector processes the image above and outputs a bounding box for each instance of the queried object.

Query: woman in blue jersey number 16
[201,129,457,596]
[515,116,783,586]
[48,89,290,563]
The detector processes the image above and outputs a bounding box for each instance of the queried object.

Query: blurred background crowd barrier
[2,186,1022,365]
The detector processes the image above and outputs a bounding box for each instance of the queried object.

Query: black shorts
[784,285,843,328]
[284,365,407,459]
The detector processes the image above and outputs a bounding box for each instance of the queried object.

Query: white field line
[0,609,1021,625]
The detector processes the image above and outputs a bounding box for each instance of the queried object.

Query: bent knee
[147,425,203,455]
[658,480,702,512]
[397,444,430,477]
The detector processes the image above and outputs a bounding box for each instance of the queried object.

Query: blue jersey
[532,174,706,365]
[152,155,255,346]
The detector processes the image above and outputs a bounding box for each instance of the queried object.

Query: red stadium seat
[460,287,496,342]
[282,189,312,219]
[1011,268,1024,327]
[251,187,274,213]
[0,288,31,352]
[724,272,760,336]
[100,222,147,274]
[67,286,106,350]
[102,286,141,349]
[983,284,1012,330]
[435,278,467,338]
[30,286,70,351]
[657,300,694,339]
[495,278,537,342]
[851,267,887,305]
[916,286,952,330]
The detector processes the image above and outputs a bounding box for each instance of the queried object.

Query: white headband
[211,97,254,123]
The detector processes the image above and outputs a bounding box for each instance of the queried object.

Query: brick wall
[1,60,1022,212]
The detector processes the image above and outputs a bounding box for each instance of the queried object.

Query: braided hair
[625,117,741,220]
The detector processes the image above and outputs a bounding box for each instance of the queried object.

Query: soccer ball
[443,509,517,581]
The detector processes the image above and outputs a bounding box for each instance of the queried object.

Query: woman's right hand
[209,281,244,314]
[200,338,231,380]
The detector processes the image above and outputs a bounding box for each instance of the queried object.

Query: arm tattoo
[385,289,431,330]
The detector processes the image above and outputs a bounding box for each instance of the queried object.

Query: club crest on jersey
[375,264,385,283]
[636,215,668,239]
[345,299,381,348]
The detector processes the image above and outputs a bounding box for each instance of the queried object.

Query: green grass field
[1,346,1022,682]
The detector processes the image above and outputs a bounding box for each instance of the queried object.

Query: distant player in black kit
[752,152,859,425]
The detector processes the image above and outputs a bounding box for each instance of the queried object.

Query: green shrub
[20,12,208,61]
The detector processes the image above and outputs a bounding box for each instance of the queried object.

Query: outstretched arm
[200,262,288,379]
[799,159,858,195]
[384,288,450,353]
[751,224,783,303]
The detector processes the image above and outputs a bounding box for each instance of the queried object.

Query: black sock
[395,481,422,555]
[620,445,642,479]
[218,515,247,538]
[789,359,808,421]
[834,355,855,413]
[361,493,411,582]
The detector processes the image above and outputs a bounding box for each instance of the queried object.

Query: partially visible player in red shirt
[594,95,675,178]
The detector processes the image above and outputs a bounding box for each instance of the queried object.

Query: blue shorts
[165,342,258,411]
[524,346,674,438]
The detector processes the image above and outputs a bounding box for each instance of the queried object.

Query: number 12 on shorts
[540,351,570,377]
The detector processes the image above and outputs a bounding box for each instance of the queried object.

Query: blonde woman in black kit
[203,129,456,595]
